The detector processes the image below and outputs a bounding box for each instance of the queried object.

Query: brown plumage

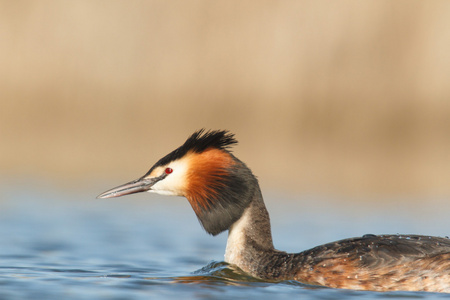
[293,235,450,292]
[97,129,450,293]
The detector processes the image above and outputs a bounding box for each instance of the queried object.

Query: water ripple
[0,186,448,299]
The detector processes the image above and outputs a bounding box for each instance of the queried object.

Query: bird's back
[294,234,450,292]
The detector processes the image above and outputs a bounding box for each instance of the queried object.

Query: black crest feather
[181,129,237,154]
[145,129,237,175]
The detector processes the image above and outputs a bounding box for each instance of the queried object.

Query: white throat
[224,207,251,265]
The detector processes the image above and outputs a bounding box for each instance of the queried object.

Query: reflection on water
[0,181,449,299]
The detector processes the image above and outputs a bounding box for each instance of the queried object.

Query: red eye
[165,168,173,174]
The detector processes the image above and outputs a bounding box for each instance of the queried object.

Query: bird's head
[97,129,257,235]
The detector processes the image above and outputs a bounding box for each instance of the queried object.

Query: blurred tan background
[1,1,449,197]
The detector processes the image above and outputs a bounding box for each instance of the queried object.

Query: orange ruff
[184,148,234,214]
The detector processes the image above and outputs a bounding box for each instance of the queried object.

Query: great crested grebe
[98,129,450,293]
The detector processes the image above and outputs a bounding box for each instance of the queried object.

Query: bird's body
[98,129,450,293]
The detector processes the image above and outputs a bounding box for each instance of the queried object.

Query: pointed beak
[97,176,159,199]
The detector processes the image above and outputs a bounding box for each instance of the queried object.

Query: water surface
[1,181,449,299]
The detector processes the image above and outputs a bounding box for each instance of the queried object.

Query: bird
[97,129,450,293]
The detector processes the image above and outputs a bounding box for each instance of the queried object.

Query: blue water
[1,180,449,299]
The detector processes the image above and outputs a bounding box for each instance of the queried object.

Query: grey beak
[97,177,159,199]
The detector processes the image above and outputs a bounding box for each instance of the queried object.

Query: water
[1,180,449,299]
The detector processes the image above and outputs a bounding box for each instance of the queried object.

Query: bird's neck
[224,186,276,275]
